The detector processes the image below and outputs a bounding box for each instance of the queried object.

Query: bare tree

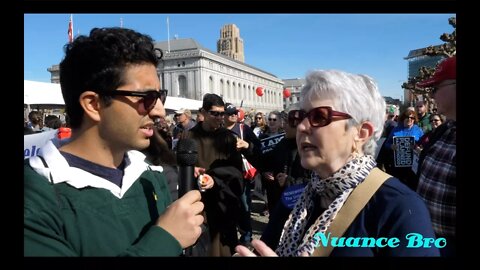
[402,17,456,105]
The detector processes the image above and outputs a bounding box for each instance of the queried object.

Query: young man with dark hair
[182,94,244,256]
[24,27,204,256]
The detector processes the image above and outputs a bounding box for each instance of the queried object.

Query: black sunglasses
[288,106,352,128]
[208,110,225,117]
[104,89,168,112]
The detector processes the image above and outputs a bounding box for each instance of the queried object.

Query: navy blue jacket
[261,177,440,256]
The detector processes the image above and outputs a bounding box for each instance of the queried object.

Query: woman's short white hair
[300,70,386,156]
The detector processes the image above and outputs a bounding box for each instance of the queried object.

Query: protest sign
[393,136,415,167]
[281,183,307,209]
[260,133,285,154]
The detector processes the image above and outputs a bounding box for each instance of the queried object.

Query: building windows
[209,76,214,92]
[227,81,231,99]
[232,82,237,100]
[220,79,224,96]
[178,75,187,98]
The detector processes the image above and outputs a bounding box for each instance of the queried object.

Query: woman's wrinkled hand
[234,239,278,257]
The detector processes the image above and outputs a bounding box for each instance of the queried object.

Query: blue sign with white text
[281,183,307,209]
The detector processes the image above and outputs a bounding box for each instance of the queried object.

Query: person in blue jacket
[382,108,424,190]
[235,69,439,257]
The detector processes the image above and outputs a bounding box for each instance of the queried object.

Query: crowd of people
[24,26,456,257]
[24,111,69,134]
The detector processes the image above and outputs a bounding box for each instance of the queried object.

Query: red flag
[68,15,73,43]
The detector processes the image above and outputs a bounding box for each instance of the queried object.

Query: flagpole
[68,14,74,43]
[167,17,170,53]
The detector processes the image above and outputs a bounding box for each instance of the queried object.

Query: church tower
[217,24,245,62]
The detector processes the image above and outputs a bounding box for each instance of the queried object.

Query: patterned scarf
[275,155,376,256]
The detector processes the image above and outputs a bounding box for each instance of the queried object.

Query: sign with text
[393,136,415,167]
[260,133,285,154]
[24,129,57,159]
[281,183,307,209]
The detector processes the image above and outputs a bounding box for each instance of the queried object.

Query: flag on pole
[68,14,74,43]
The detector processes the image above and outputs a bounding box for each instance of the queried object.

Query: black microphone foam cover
[176,138,198,166]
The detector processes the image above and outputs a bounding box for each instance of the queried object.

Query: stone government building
[49,24,285,113]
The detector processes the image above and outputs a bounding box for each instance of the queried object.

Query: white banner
[24,129,57,159]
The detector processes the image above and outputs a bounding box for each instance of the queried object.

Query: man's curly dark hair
[59,27,162,128]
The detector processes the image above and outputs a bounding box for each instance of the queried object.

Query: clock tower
[217,24,245,62]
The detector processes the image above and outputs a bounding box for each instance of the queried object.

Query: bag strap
[239,123,244,139]
[312,167,390,256]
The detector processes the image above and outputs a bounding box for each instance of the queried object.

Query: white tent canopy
[24,80,65,106]
[163,96,203,112]
[24,80,202,112]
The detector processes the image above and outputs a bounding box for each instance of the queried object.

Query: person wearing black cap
[416,56,456,257]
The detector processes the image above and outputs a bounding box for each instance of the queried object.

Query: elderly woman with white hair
[235,70,439,257]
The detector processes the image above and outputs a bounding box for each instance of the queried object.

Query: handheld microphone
[176,138,201,257]
[176,138,198,197]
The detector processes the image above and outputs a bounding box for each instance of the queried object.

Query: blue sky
[24,13,455,100]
